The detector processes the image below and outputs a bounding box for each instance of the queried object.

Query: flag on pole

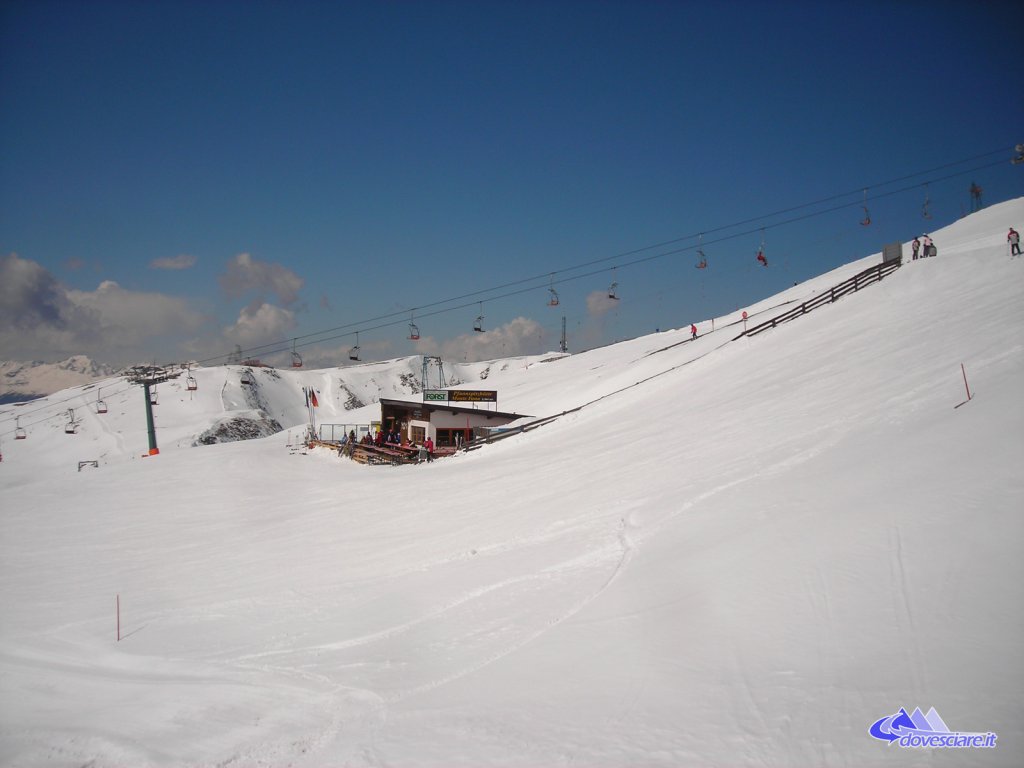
[310,389,319,408]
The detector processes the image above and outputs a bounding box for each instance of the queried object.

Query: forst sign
[421,390,498,404]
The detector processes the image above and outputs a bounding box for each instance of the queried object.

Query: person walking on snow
[922,234,934,257]
[1008,227,1021,256]
[911,237,920,260]
[691,324,698,340]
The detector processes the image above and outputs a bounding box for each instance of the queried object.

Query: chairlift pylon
[349,332,361,361]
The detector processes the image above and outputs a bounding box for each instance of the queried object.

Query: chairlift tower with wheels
[125,365,182,456]
[421,355,446,391]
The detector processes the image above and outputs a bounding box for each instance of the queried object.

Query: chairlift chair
[547,274,560,306]
[15,417,26,440]
[408,314,420,341]
[608,281,619,300]
[65,409,77,434]
[150,387,159,405]
[186,375,198,392]
[96,388,108,413]
[921,184,933,220]
[474,303,485,332]
[756,230,768,267]
[291,339,303,368]
[349,333,361,361]
[240,370,254,386]
[695,250,708,269]
[860,188,871,226]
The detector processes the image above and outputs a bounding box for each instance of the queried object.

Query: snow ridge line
[474,265,898,451]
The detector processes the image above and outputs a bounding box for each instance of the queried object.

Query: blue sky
[2,0,1022,367]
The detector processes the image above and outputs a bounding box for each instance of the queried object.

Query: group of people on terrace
[337,428,435,462]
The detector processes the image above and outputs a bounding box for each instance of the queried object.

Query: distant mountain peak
[0,355,119,400]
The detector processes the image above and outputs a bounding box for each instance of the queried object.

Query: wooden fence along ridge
[733,258,903,340]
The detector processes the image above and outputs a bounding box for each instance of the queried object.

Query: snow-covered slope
[1,200,1022,766]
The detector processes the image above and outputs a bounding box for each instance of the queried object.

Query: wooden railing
[733,259,901,339]
[734,258,902,340]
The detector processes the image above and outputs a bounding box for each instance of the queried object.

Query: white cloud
[219,253,303,307]
[586,289,620,318]
[223,300,297,349]
[0,253,207,365]
[437,317,547,363]
[150,254,197,270]
[68,281,204,343]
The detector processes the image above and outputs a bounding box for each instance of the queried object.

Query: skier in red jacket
[1008,227,1021,256]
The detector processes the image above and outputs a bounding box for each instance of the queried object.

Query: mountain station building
[379,394,530,449]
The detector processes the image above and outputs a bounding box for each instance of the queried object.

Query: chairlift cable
[190,148,1013,368]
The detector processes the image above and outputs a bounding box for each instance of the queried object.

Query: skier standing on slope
[912,237,920,260]
[1008,227,1021,256]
